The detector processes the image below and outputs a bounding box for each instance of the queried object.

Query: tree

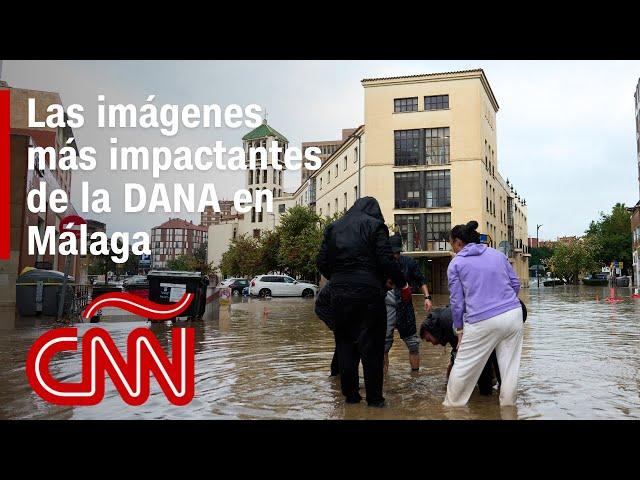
[277,206,324,281]
[166,244,217,278]
[530,246,553,269]
[585,202,632,274]
[219,234,262,278]
[545,238,599,285]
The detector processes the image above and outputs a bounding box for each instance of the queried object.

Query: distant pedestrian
[444,220,524,407]
[317,197,407,407]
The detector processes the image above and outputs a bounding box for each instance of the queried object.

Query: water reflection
[0,284,639,419]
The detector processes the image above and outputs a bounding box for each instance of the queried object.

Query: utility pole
[536,224,543,287]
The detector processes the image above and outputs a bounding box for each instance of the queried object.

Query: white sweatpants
[443,307,523,407]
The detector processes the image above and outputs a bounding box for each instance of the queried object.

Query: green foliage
[545,238,599,285]
[530,246,553,270]
[218,205,326,282]
[167,243,217,277]
[584,203,632,274]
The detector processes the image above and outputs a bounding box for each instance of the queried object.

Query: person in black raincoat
[317,197,407,407]
[314,281,339,377]
[384,233,433,373]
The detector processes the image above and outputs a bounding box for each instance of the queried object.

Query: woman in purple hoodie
[443,221,523,407]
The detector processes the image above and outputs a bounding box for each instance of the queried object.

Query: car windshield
[284,277,295,283]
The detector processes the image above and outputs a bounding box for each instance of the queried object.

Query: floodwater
[1,285,639,419]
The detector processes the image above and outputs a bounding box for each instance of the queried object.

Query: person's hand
[456,329,463,345]
[446,360,453,379]
[424,298,433,313]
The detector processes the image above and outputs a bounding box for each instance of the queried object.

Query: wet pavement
[1,285,639,419]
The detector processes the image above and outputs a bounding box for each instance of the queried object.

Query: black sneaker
[367,400,385,408]
[345,395,362,404]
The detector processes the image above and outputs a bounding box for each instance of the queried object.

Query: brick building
[150,218,208,269]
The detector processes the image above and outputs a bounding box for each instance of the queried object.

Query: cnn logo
[26,327,195,406]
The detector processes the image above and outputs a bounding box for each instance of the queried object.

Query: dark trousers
[478,350,501,395]
[331,285,387,404]
[330,332,339,376]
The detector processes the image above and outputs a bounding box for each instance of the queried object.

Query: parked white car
[249,275,318,298]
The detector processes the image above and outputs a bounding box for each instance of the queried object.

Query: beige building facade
[208,69,530,291]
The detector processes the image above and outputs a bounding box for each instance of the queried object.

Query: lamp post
[536,224,543,287]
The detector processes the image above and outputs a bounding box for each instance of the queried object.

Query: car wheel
[259,288,271,298]
[302,289,315,298]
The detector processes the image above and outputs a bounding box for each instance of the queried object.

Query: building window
[335,163,339,178]
[263,170,267,183]
[425,170,451,207]
[253,229,260,238]
[343,192,348,212]
[320,178,323,190]
[354,146,358,163]
[424,95,449,111]
[425,213,451,251]
[258,210,263,222]
[394,129,421,166]
[395,172,422,208]
[344,156,347,170]
[354,185,358,201]
[335,198,338,213]
[394,97,418,113]
[395,214,422,252]
[395,128,450,166]
[424,127,450,165]
[248,170,253,185]
[278,203,286,213]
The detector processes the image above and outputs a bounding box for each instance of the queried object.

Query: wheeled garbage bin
[16,267,75,317]
[147,270,209,322]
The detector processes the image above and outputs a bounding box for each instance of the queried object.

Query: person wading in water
[317,197,408,407]
[443,220,524,407]
[384,233,433,373]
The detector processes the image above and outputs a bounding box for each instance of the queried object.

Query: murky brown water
[1,285,639,419]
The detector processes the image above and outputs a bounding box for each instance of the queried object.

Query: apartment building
[200,200,235,228]
[631,78,640,286]
[0,84,86,325]
[151,218,208,269]
[300,128,357,183]
[208,69,530,292]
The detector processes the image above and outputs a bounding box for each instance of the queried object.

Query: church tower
[241,119,287,228]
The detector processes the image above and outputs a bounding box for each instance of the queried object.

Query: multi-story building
[300,128,357,183]
[208,69,530,292]
[630,78,640,286]
[200,200,234,228]
[0,83,87,325]
[151,218,208,269]
[360,69,529,291]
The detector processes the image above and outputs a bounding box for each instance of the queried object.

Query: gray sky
[4,60,640,240]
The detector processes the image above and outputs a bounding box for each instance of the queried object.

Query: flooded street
[1,285,639,419]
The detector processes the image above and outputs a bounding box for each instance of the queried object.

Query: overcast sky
[4,60,640,240]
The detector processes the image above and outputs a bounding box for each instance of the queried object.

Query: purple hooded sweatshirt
[447,243,521,330]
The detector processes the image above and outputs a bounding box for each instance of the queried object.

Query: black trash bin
[16,267,75,317]
[147,271,209,322]
[615,276,630,287]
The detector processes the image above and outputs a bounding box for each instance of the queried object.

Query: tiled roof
[154,218,208,231]
[361,69,484,82]
[242,122,288,143]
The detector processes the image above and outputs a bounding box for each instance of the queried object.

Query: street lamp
[536,224,543,287]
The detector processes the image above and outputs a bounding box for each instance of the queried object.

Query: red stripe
[82,292,194,320]
[0,90,9,260]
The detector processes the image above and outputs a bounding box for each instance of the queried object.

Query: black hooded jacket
[316,197,405,291]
